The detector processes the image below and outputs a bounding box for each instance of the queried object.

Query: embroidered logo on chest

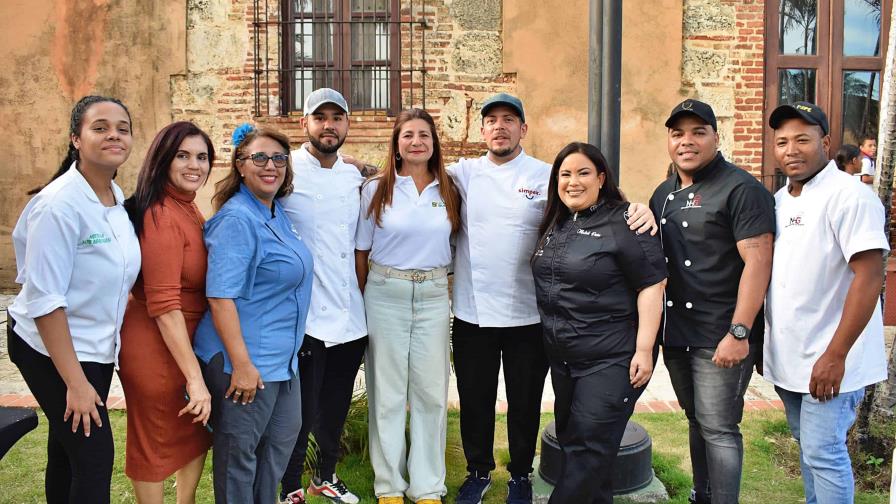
[681,192,702,210]
[785,212,805,228]
[518,187,541,200]
[78,233,112,248]
[431,201,446,208]
[576,229,602,238]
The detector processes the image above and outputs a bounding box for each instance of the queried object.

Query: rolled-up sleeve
[205,214,258,299]
[616,219,668,291]
[22,200,78,317]
[831,191,890,262]
[141,206,186,317]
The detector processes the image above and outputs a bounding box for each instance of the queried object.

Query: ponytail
[27,95,132,195]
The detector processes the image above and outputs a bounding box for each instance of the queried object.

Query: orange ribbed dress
[118,185,212,481]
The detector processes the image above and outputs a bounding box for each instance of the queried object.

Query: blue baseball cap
[481,93,525,123]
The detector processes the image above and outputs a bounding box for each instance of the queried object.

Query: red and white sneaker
[280,488,305,504]
[307,474,360,504]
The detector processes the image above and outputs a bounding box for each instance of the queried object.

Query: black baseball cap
[769,101,829,135]
[481,93,525,123]
[665,99,717,131]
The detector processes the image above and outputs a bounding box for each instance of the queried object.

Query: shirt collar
[165,182,197,202]
[677,151,724,187]
[296,142,343,169]
[486,148,529,169]
[793,159,838,194]
[237,183,277,220]
[395,170,440,190]
[67,162,124,205]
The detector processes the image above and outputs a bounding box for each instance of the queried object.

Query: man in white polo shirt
[765,101,888,504]
[278,88,368,504]
[450,93,656,504]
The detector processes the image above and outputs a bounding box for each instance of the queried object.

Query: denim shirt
[193,184,313,382]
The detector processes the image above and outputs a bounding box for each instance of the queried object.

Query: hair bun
[231,123,255,149]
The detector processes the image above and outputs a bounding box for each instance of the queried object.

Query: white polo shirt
[8,165,141,365]
[280,144,367,346]
[764,160,889,393]
[356,174,452,270]
[860,156,875,178]
[448,151,550,327]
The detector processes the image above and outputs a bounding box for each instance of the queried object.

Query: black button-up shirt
[649,152,775,348]
[532,201,667,375]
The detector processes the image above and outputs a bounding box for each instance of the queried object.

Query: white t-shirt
[448,151,550,327]
[764,160,889,393]
[860,156,875,177]
[280,144,367,346]
[356,173,452,270]
[8,165,141,365]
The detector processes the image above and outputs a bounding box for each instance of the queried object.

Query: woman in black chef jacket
[532,142,667,503]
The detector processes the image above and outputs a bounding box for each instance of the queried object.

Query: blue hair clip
[231,123,255,148]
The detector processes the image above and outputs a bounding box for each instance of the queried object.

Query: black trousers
[548,362,641,504]
[280,335,368,494]
[7,319,114,504]
[451,318,548,477]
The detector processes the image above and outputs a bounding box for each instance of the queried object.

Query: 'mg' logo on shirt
[78,233,112,248]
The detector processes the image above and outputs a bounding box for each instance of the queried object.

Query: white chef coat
[356,174,452,270]
[448,150,550,327]
[280,144,367,346]
[764,160,889,393]
[8,165,141,365]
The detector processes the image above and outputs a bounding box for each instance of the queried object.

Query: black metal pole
[589,0,623,185]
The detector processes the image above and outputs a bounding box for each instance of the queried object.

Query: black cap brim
[664,110,716,130]
[769,104,829,135]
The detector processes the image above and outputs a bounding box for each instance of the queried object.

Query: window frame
[763,0,890,190]
[280,0,402,115]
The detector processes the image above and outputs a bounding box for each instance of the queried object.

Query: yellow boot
[416,500,442,504]
[377,497,405,504]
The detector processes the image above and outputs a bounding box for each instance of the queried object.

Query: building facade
[0,0,889,287]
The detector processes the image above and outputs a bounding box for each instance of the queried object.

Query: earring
[395,153,401,161]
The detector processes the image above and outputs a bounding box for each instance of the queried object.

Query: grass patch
[1,410,891,503]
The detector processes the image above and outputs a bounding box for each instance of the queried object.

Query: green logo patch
[78,233,112,248]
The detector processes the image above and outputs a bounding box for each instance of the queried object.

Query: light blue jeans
[365,265,450,501]
[775,386,864,504]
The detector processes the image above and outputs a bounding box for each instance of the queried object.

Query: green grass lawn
[0,410,889,503]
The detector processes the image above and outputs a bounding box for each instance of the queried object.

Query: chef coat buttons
[684,260,692,267]
[685,302,693,309]
[666,300,674,307]
[682,221,689,228]
[661,218,667,225]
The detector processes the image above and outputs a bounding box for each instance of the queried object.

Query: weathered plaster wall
[619,0,685,204]
[0,0,186,288]
[503,0,590,162]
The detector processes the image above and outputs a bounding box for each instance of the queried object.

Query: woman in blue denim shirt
[193,125,313,504]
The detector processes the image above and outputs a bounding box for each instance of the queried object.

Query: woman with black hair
[119,121,215,504]
[7,95,140,503]
[531,142,667,503]
[835,143,862,175]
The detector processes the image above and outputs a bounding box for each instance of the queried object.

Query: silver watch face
[731,324,748,339]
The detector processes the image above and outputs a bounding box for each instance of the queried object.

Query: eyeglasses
[241,152,289,168]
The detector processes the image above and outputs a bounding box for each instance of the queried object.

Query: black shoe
[456,471,491,504]
[506,475,532,504]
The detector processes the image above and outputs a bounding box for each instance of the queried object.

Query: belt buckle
[411,271,426,283]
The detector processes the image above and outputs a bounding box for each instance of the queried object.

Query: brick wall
[680,0,766,178]
[171,0,517,199]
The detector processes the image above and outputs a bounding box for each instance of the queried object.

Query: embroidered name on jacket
[78,233,112,247]
[681,193,702,209]
[576,229,602,238]
[518,187,541,200]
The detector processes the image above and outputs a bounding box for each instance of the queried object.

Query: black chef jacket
[532,201,667,376]
[649,152,776,348]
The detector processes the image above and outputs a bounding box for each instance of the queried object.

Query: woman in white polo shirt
[7,95,141,503]
[356,108,460,504]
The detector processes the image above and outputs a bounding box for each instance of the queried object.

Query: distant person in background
[120,121,215,504]
[858,135,877,185]
[8,95,140,503]
[834,144,862,175]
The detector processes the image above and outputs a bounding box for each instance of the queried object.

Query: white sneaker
[307,474,360,504]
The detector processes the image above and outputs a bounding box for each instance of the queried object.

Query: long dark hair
[365,108,461,232]
[28,95,132,195]
[124,122,215,237]
[835,144,861,172]
[537,142,626,242]
[212,127,294,211]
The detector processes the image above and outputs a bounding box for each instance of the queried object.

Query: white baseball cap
[303,88,350,116]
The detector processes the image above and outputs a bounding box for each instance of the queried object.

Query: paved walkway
[0,292,802,414]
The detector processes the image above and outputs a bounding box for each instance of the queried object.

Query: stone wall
[679,0,766,178]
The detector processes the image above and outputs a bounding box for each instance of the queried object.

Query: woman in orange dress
[119,121,216,504]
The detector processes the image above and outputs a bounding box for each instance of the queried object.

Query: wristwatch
[728,323,750,340]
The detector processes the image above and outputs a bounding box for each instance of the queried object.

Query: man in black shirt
[649,100,775,504]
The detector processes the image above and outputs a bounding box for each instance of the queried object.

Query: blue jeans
[664,345,757,504]
[775,386,864,504]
